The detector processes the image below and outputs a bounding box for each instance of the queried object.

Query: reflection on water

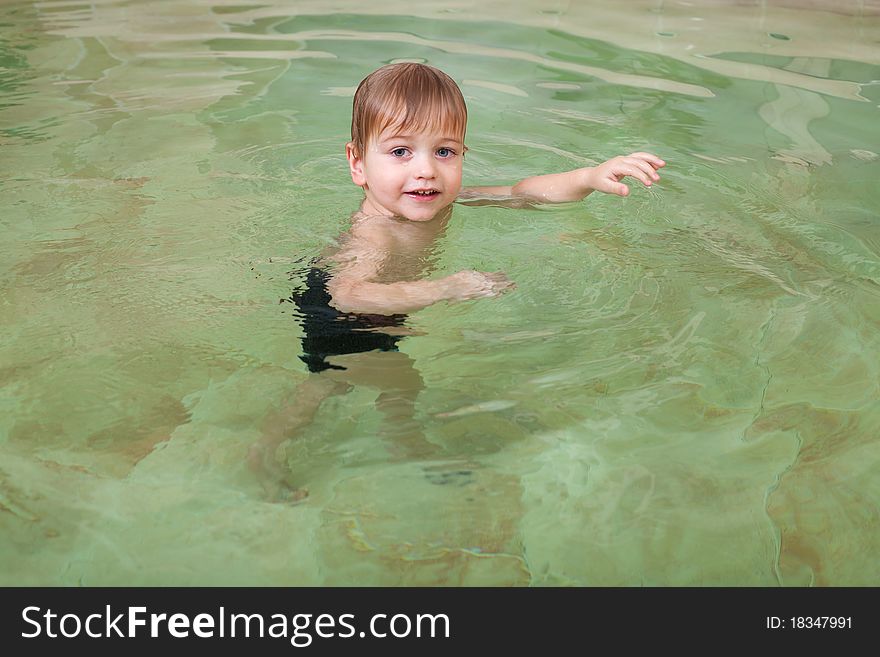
[1,0,879,585]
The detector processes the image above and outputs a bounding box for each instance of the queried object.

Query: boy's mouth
[405,189,440,201]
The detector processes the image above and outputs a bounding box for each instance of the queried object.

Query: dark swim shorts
[288,267,407,373]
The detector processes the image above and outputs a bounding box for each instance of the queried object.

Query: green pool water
[1,0,878,586]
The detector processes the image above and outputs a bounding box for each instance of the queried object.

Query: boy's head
[349,62,467,160]
[346,63,468,221]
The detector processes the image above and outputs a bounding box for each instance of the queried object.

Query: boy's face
[346,126,464,221]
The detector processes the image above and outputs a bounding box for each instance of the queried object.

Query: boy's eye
[437,148,455,157]
[390,148,409,157]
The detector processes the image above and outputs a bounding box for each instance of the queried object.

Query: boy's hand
[585,152,665,197]
[449,270,515,301]
[502,152,665,203]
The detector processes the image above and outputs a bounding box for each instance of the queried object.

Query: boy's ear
[345,142,366,187]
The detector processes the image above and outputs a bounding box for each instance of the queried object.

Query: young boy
[330,62,664,316]
[250,62,664,500]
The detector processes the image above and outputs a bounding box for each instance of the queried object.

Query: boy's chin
[398,198,455,222]
[400,204,453,222]
[360,195,453,222]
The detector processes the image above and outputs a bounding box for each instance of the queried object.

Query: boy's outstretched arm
[461,152,665,203]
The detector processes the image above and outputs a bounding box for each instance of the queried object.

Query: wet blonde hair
[350,62,467,157]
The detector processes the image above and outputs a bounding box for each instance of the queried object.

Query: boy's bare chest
[361,219,444,281]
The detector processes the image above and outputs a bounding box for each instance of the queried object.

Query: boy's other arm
[462,152,665,204]
[326,231,512,315]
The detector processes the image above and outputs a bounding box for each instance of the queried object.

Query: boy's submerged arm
[326,229,511,315]
[329,271,510,315]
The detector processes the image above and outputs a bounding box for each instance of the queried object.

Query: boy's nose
[414,154,436,178]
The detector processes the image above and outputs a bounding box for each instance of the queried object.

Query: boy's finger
[628,152,666,168]
[615,164,654,187]
[605,181,629,196]
[624,158,661,181]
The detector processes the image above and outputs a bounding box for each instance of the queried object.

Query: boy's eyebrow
[378,133,463,144]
